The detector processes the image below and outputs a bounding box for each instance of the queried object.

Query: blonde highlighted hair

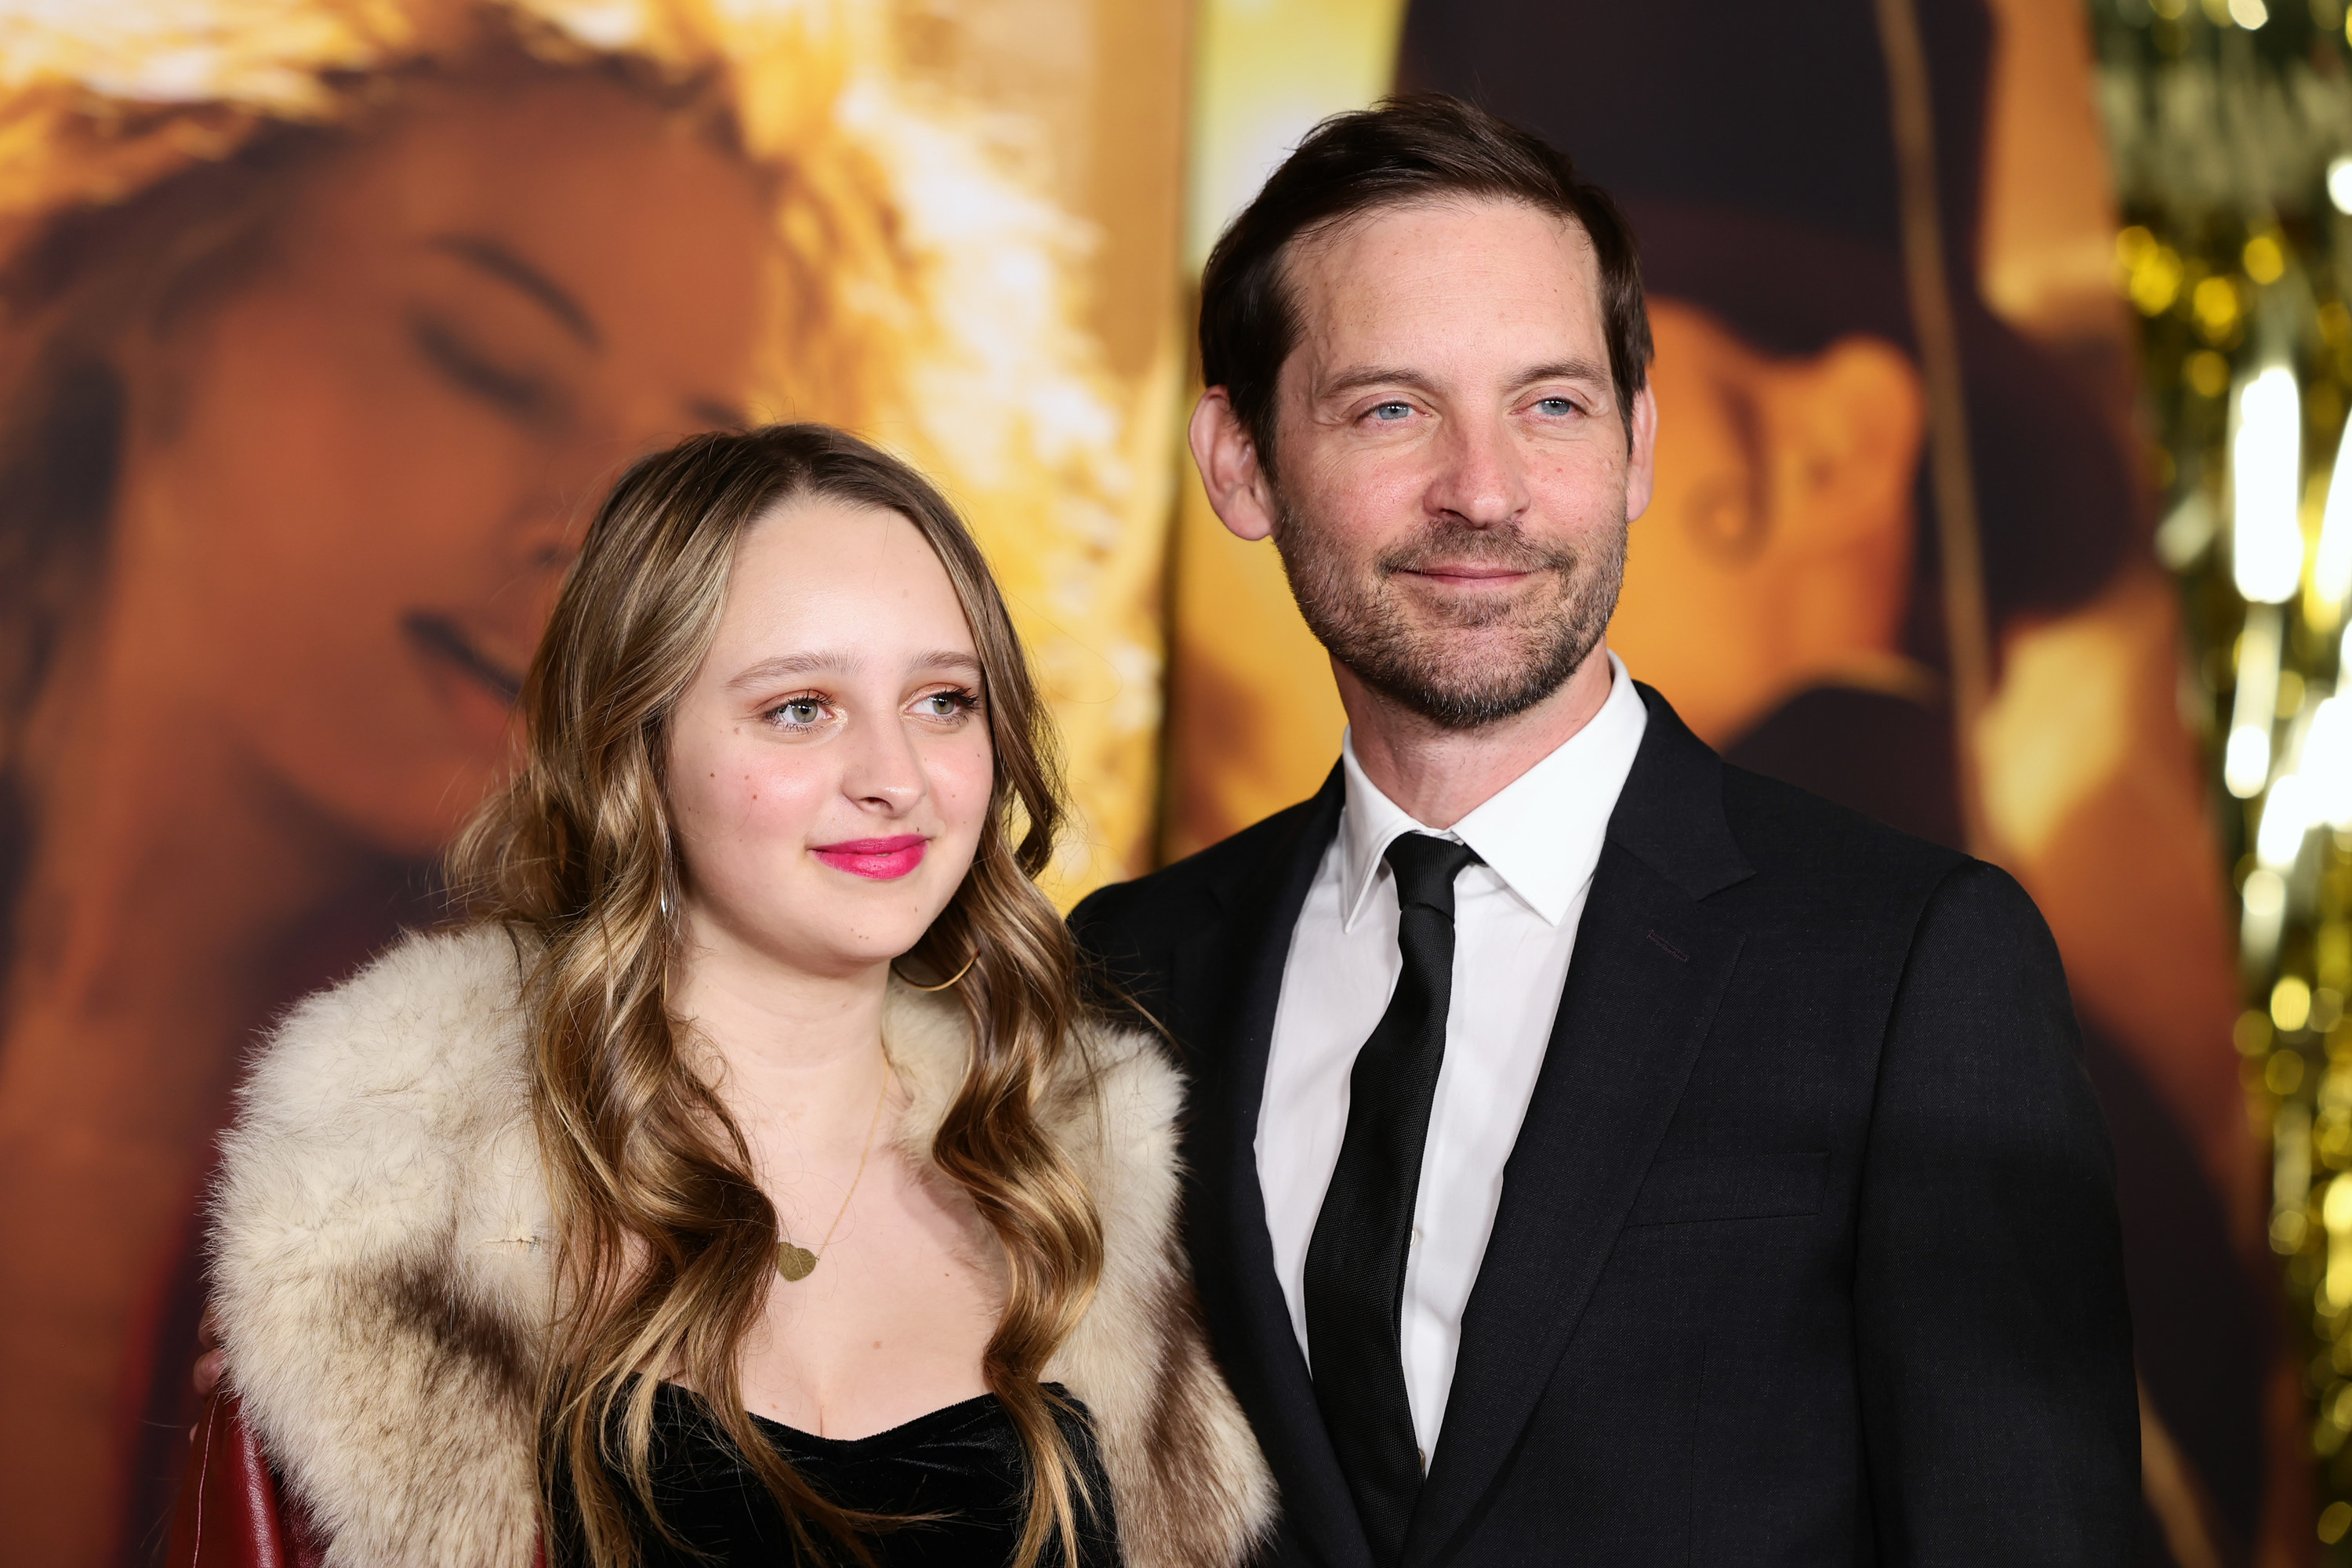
[448,423,1105,1568]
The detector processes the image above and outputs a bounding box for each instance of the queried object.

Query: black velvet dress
[550,1381,1119,1567]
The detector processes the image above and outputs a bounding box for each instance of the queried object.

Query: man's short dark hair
[1198,92,1652,477]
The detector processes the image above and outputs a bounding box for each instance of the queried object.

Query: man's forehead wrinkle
[1290,199,1597,306]
[1290,220,1603,344]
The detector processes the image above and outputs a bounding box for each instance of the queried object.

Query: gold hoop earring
[892,951,978,992]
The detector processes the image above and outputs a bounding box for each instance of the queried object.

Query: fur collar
[211,924,1273,1567]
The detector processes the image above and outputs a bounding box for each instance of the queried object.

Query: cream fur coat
[211,925,1275,1567]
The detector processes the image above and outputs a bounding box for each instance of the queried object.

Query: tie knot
[1383,832,1481,916]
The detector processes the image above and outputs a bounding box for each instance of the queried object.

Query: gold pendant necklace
[776,1048,893,1283]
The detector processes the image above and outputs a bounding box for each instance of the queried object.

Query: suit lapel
[1174,769,1375,1568]
[1403,689,1754,1567]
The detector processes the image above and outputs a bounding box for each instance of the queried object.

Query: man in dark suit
[1396,9,2271,1558]
[1072,95,2138,1566]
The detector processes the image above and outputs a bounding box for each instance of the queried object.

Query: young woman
[173,424,1270,1566]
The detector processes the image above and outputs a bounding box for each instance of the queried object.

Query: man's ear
[1623,380,1660,524]
[1189,387,1281,543]
[1761,334,1925,556]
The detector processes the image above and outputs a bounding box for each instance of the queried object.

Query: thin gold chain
[776,1047,893,1281]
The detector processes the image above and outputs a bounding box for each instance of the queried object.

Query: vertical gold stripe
[2138,1379,2227,1568]
[1872,0,1995,853]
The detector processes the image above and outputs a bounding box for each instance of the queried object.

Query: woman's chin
[780,948,930,988]
[688,876,963,982]
[731,926,943,985]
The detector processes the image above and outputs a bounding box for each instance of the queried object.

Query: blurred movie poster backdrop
[1171,0,2290,1561]
[0,0,1186,1559]
[0,0,2304,1561]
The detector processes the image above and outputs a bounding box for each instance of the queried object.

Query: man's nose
[1426,414,1531,527]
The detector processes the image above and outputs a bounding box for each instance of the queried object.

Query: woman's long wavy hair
[447,423,1105,1568]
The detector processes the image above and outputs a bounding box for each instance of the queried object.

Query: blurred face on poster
[1609,299,1925,746]
[0,44,767,1568]
[115,74,765,850]
[1192,197,1657,732]
[0,49,772,1555]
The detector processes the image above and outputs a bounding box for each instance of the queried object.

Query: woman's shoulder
[880,980,1182,1181]
[1025,1010,1281,1566]
[211,920,550,1566]
[216,922,541,1281]
[1049,1013,1185,1201]
[235,922,532,1143]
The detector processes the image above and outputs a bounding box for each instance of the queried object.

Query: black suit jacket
[1071,687,2139,1567]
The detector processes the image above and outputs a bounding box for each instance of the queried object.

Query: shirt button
[1410,1225,1423,1250]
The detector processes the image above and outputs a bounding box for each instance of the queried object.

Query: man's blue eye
[1373,401,1412,421]
[1536,397,1576,416]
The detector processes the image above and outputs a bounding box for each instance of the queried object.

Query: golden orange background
[0,1,2284,1563]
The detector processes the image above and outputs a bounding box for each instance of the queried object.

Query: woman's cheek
[743,762,831,848]
[682,745,820,843]
[934,735,996,843]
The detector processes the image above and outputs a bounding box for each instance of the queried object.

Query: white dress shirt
[1255,652,1649,1461]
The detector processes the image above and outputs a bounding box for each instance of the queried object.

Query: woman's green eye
[776,699,824,725]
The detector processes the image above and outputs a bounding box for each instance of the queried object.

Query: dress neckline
[655,1381,1061,1457]
[748,1390,1005,1454]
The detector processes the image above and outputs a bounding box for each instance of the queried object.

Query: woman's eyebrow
[919,652,983,676]
[426,234,601,350]
[727,650,982,689]
[728,652,838,688]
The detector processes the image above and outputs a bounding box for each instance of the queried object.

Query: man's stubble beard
[1271,493,1627,732]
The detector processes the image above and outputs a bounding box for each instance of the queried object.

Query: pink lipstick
[810,834,928,880]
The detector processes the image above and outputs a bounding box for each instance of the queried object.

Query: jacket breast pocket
[1623,1151,1829,1227]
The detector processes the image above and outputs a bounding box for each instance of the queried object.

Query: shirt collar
[1336,651,1650,930]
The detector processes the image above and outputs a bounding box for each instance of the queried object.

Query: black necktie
[1303,831,1481,1567]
